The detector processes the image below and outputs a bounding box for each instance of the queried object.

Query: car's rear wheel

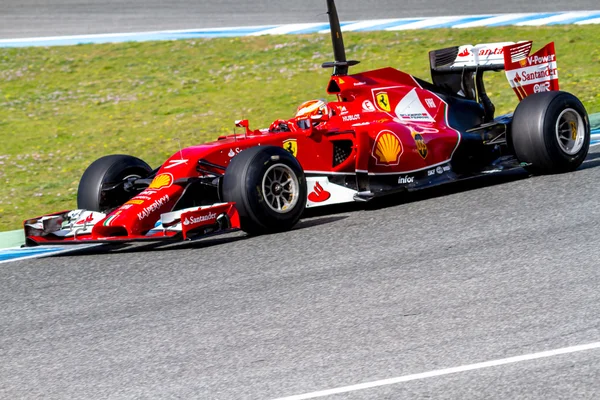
[511,91,590,174]
[77,154,152,212]
[222,146,307,235]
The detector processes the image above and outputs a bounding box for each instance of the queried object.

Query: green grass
[1,25,599,231]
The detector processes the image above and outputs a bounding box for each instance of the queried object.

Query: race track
[2,1,600,399]
[2,0,600,38]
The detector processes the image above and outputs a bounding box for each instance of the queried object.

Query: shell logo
[372,130,403,166]
[149,173,173,189]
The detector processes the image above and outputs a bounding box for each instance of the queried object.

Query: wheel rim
[262,164,300,213]
[555,108,585,155]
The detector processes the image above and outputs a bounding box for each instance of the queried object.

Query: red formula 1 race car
[24,0,590,246]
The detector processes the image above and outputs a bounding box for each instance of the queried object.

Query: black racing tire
[222,146,307,235]
[77,154,152,212]
[511,91,590,174]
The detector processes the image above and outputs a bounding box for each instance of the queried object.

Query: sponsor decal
[533,82,550,93]
[443,165,451,172]
[459,45,505,57]
[308,182,331,203]
[183,212,217,226]
[412,132,428,159]
[395,89,435,122]
[126,199,145,205]
[428,169,435,177]
[375,92,391,112]
[137,194,170,221]
[148,173,173,190]
[398,175,414,184]
[228,147,242,158]
[525,53,556,67]
[283,139,298,157]
[372,130,403,166]
[399,113,432,120]
[165,159,188,169]
[504,41,558,100]
[519,66,557,83]
[354,82,366,86]
[362,100,376,112]
[436,166,444,174]
[478,47,504,56]
[338,106,349,115]
[342,114,360,122]
[75,213,94,225]
[425,98,436,108]
[338,78,345,84]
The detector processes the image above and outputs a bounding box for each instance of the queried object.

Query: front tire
[77,154,152,212]
[222,146,307,235]
[511,91,590,174]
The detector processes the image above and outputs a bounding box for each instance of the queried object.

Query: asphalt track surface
[3,1,600,399]
[2,0,600,38]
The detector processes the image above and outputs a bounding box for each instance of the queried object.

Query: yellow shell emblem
[149,173,173,189]
[126,199,145,205]
[373,131,403,166]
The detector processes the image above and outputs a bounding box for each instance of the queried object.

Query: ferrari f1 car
[24,0,590,245]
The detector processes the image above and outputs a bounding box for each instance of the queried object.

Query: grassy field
[1,25,599,231]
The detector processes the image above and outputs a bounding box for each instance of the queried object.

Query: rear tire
[511,91,590,174]
[222,146,307,235]
[77,154,152,212]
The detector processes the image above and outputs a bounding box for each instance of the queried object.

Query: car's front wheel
[77,154,152,212]
[222,146,307,235]
[511,91,590,174]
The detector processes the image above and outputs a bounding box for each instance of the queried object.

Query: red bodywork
[29,0,563,245]
[24,66,463,244]
[24,66,462,245]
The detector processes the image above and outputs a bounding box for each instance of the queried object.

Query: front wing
[24,203,241,246]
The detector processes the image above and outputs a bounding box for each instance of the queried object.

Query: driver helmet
[295,99,331,127]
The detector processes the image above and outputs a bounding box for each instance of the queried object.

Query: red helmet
[295,100,331,127]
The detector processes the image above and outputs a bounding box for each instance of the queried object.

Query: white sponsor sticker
[137,195,170,221]
[362,100,376,112]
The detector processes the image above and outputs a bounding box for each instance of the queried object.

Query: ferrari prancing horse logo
[283,139,298,157]
[375,92,391,112]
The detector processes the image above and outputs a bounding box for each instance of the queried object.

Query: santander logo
[183,212,217,226]
[76,213,94,225]
[308,182,331,203]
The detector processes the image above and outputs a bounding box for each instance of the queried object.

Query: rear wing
[429,41,559,104]
[430,42,515,73]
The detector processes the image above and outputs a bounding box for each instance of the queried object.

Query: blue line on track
[548,12,600,25]
[1,12,600,48]
[420,16,495,29]
[0,247,67,262]
[486,13,561,26]
[353,19,423,31]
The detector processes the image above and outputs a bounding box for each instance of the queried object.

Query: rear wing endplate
[429,41,559,103]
